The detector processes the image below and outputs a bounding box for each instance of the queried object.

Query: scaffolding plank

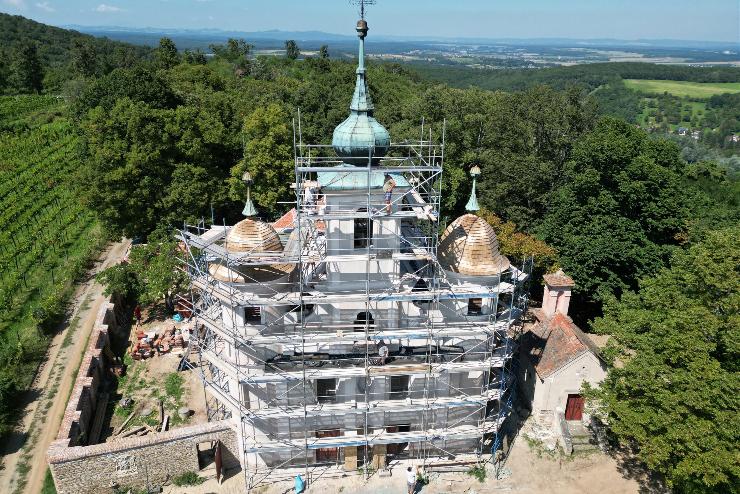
[199,349,510,384]
[245,389,503,419]
[242,418,506,453]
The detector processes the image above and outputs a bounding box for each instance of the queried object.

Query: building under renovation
[178,8,531,490]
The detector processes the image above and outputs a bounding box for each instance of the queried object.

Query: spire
[465,165,481,212]
[332,2,390,165]
[350,19,373,113]
[241,171,258,217]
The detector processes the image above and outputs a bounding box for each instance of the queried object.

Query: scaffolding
[177,119,532,490]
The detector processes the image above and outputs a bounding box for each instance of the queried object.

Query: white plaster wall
[531,352,606,417]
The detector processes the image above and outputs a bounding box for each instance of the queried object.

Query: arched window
[353,311,374,331]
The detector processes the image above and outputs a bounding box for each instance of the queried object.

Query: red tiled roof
[521,309,601,379]
[272,208,326,233]
[273,209,297,230]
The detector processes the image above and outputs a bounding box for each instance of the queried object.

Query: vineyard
[0,95,105,436]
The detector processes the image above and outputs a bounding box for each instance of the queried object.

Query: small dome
[218,218,294,283]
[438,214,511,276]
[332,113,390,165]
[225,218,284,254]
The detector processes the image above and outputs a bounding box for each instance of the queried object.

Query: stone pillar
[542,269,575,318]
[344,446,358,471]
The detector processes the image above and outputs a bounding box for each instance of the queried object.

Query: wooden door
[315,429,340,463]
[214,440,222,483]
[565,394,585,421]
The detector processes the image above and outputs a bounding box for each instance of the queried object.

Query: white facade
[180,157,530,489]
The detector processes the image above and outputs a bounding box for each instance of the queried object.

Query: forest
[0,12,738,493]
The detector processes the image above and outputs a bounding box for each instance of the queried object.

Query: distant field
[624,79,740,98]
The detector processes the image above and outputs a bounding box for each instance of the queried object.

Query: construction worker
[406,466,416,494]
[383,174,396,215]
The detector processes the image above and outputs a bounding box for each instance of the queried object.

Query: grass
[624,79,740,99]
[467,464,487,483]
[172,471,204,487]
[111,363,191,432]
[165,372,184,400]
[41,468,57,494]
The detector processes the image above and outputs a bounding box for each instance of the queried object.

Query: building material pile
[131,325,191,360]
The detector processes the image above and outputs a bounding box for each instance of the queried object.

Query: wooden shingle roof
[219,218,294,282]
[438,214,511,276]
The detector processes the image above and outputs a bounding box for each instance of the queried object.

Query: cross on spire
[351,0,376,20]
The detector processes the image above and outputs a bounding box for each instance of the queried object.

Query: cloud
[3,0,26,8]
[94,3,124,13]
[35,1,54,12]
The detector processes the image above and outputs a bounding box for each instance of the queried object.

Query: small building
[677,127,689,136]
[518,270,606,449]
[691,130,701,140]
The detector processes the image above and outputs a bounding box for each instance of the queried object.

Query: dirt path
[0,240,131,494]
[179,435,646,494]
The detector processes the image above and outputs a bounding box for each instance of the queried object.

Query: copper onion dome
[331,17,390,165]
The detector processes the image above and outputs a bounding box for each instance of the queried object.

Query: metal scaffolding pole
[176,117,531,491]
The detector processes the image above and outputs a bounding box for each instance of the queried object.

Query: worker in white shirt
[406,466,416,494]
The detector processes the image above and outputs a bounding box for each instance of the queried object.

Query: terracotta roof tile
[273,208,297,230]
[521,310,600,379]
[272,208,325,233]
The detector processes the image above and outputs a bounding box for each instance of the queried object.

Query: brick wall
[56,300,117,446]
[48,298,241,494]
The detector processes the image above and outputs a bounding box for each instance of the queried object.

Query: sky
[1,0,739,42]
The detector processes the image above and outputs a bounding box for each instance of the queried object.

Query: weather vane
[350,0,376,20]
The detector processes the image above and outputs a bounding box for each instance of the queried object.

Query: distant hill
[0,13,150,68]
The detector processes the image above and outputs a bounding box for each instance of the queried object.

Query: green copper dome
[332,19,390,166]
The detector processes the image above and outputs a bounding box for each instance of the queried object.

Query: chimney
[542,269,575,318]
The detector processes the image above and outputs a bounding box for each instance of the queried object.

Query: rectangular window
[354,211,372,249]
[390,375,410,400]
[468,298,483,316]
[317,378,337,403]
[244,306,261,323]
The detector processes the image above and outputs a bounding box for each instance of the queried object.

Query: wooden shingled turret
[438,214,511,276]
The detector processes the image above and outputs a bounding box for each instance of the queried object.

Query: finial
[465,165,481,212]
[241,171,258,217]
[351,0,376,21]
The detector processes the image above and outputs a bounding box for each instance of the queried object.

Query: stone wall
[48,421,239,494]
[48,297,241,494]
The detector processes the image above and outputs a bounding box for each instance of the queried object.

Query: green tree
[477,209,558,271]
[183,49,207,65]
[71,38,98,78]
[230,103,294,214]
[9,41,44,93]
[589,226,740,494]
[319,45,329,59]
[537,118,690,312]
[285,40,300,60]
[97,231,188,311]
[210,38,252,63]
[155,37,179,70]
